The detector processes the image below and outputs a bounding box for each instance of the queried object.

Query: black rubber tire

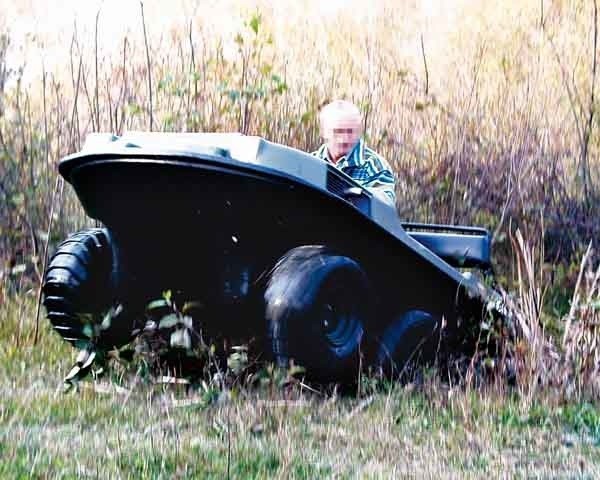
[42,228,132,348]
[375,310,440,377]
[264,246,371,381]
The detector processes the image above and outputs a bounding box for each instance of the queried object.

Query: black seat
[403,222,491,269]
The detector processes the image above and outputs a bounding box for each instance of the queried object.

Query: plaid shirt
[313,139,397,205]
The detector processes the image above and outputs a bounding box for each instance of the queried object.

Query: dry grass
[496,229,600,401]
[2,296,600,478]
[1,0,599,279]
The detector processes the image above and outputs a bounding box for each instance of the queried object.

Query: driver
[312,100,396,207]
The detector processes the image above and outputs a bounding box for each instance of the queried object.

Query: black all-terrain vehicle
[43,132,496,381]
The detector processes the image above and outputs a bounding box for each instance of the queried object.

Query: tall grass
[0,0,599,396]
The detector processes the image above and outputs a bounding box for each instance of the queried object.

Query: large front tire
[42,228,133,348]
[264,246,371,381]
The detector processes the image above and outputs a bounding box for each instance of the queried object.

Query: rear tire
[264,246,371,381]
[42,228,134,348]
[376,310,440,378]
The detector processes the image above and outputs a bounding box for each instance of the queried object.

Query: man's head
[319,100,363,163]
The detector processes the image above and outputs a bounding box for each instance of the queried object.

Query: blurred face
[322,113,362,162]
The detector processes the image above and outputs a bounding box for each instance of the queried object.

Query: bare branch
[94,7,101,131]
[580,0,598,200]
[420,34,429,96]
[140,1,154,131]
[548,35,585,155]
[34,176,64,345]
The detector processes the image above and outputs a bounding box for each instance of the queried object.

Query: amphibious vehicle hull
[44,133,494,380]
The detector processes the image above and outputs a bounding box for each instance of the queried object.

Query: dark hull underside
[66,156,486,334]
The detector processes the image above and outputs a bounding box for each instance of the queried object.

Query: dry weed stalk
[561,242,600,398]
[501,231,600,401]
[505,229,554,402]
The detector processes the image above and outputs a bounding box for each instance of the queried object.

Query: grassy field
[1,297,600,479]
[2,0,600,477]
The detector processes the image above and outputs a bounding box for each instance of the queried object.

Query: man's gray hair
[319,100,362,130]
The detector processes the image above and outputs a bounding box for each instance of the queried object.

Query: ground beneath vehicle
[43,133,496,381]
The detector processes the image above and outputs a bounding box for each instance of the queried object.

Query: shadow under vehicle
[43,133,497,381]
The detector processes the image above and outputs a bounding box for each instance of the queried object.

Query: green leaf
[287,364,306,377]
[300,111,313,124]
[11,193,25,206]
[227,351,248,375]
[100,313,112,331]
[64,349,97,386]
[483,357,495,369]
[158,314,179,330]
[260,64,273,76]
[182,301,203,313]
[82,324,94,339]
[249,14,261,34]
[100,304,122,331]
[146,299,170,311]
[162,290,172,305]
[126,103,142,116]
[274,82,288,94]
[10,264,26,275]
